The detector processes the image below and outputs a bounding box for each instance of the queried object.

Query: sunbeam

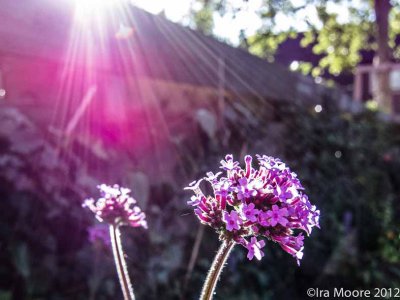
[50,0,179,181]
[48,0,303,184]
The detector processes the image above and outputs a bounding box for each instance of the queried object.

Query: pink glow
[0,0,200,179]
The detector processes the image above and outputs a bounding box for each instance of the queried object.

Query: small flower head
[185,154,320,264]
[84,184,147,228]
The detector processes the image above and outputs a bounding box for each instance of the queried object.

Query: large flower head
[185,154,320,264]
[84,184,147,228]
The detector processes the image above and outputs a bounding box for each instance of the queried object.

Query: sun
[74,0,121,23]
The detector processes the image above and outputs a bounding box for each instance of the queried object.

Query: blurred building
[0,0,349,182]
[275,34,400,114]
[353,63,400,114]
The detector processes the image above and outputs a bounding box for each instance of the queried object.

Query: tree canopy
[189,0,400,78]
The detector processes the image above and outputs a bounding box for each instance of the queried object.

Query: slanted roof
[0,0,323,103]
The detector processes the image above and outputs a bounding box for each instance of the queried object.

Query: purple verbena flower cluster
[84,184,147,228]
[185,154,320,264]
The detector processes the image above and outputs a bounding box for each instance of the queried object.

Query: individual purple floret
[262,205,289,227]
[185,154,320,264]
[242,203,259,222]
[246,237,266,260]
[223,210,242,231]
[84,184,147,228]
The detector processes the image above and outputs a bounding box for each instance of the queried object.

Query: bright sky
[130,0,360,45]
[130,0,263,44]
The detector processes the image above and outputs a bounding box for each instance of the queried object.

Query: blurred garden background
[0,0,400,299]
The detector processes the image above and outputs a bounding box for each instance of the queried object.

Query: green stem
[110,224,135,300]
[200,239,235,300]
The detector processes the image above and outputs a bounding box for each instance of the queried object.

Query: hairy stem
[200,239,235,300]
[110,224,135,300]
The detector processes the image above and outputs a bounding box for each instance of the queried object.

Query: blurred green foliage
[279,100,400,291]
[189,2,214,36]
[0,100,399,299]
[190,0,400,77]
